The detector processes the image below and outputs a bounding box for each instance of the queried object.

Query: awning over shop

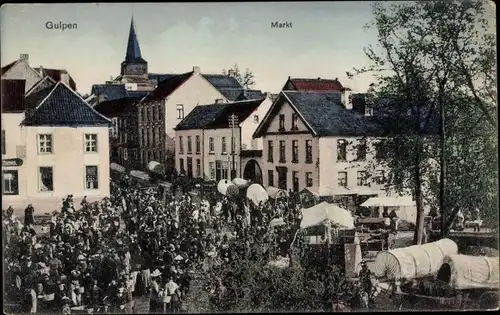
[110,163,126,173]
[148,161,164,174]
[360,196,415,207]
[129,170,150,181]
[300,201,354,230]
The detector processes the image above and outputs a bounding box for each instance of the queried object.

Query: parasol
[246,183,269,206]
[217,179,232,195]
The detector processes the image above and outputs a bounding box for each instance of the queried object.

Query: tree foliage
[223,63,256,89]
[207,253,364,312]
[349,0,498,239]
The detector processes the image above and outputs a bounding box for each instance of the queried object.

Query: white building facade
[1,80,111,211]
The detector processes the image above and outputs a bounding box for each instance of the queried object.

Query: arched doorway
[243,159,263,185]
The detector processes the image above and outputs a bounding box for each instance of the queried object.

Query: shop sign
[2,158,23,167]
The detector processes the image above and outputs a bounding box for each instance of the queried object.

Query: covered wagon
[374,238,458,280]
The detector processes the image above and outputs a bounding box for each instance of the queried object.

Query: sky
[1,2,380,95]
[0,2,496,96]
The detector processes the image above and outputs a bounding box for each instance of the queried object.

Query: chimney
[39,66,44,76]
[193,66,200,74]
[228,69,235,77]
[20,54,29,62]
[343,90,353,110]
[335,77,339,81]
[317,77,321,80]
[60,71,70,87]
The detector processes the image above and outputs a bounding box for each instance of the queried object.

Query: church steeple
[121,17,148,77]
[125,18,145,63]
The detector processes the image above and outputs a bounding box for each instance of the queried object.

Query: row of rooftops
[1,54,77,91]
[90,70,265,105]
[1,78,111,126]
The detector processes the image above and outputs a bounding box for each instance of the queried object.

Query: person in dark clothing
[24,204,35,226]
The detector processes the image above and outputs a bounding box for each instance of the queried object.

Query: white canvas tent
[110,163,126,173]
[246,184,269,206]
[300,202,354,230]
[437,255,499,290]
[361,196,415,207]
[374,238,458,280]
[266,186,289,199]
[361,196,417,223]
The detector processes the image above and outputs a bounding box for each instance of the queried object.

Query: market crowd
[2,176,305,314]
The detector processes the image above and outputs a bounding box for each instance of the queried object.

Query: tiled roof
[219,88,244,101]
[126,90,149,99]
[283,91,382,136]
[254,91,382,138]
[91,84,128,101]
[208,99,264,129]
[1,79,26,112]
[1,60,17,75]
[286,77,345,92]
[176,99,265,131]
[148,73,179,84]
[93,97,140,118]
[175,104,227,131]
[23,82,111,126]
[141,72,193,103]
[236,89,265,101]
[41,68,77,91]
[202,74,243,93]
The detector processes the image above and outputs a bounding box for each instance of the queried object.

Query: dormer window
[279,114,285,131]
[254,115,259,123]
[291,113,298,130]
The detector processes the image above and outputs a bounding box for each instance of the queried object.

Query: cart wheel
[478,292,499,310]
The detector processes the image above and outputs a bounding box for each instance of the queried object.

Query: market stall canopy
[301,186,355,197]
[270,217,286,228]
[361,196,415,207]
[437,254,499,290]
[266,186,289,199]
[148,161,164,174]
[246,183,269,206]
[217,179,232,195]
[110,163,126,173]
[300,202,354,230]
[373,238,458,280]
[129,170,150,181]
[232,177,250,188]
